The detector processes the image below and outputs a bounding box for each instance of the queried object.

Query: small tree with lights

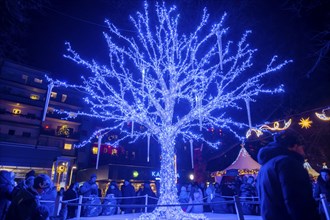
[48,2,290,219]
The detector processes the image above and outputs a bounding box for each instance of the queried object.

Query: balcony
[0,92,44,108]
[40,128,81,140]
[0,133,38,145]
[0,110,41,126]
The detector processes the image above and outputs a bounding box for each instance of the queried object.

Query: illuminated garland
[259,119,292,131]
[245,106,330,138]
[211,169,259,177]
[315,109,330,121]
[47,2,290,219]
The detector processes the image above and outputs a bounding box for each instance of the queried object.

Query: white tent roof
[224,146,260,171]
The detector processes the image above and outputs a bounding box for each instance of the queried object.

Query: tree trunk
[138,135,207,219]
[158,137,178,205]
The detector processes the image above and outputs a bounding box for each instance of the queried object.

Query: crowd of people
[0,170,52,220]
[1,131,330,220]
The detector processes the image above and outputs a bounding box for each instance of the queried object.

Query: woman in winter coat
[186,185,204,213]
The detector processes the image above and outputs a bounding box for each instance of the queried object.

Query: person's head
[190,186,201,200]
[110,180,117,189]
[33,174,52,195]
[320,169,330,182]
[25,170,35,179]
[215,187,221,196]
[124,179,130,186]
[247,176,255,184]
[25,176,35,187]
[276,130,305,156]
[90,174,97,183]
[144,181,150,188]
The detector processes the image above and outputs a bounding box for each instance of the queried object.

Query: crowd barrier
[40,193,330,220]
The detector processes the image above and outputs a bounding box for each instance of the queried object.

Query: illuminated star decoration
[299,117,313,129]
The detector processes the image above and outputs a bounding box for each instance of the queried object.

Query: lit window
[61,94,67,102]
[47,108,54,114]
[34,78,43,83]
[30,94,40,100]
[12,109,21,114]
[64,143,72,150]
[92,147,98,155]
[51,92,57,98]
[111,148,118,155]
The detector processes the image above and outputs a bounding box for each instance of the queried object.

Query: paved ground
[73,213,262,220]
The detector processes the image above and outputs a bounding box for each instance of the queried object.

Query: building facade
[0,60,83,189]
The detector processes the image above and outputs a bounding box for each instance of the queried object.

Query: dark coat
[0,171,14,220]
[63,188,78,218]
[257,142,320,220]
[139,187,157,212]
[313,175,330,200]
[6,187,49,220]
[121,183,136,213]
[106,185,122,204]
[106,184,122,214]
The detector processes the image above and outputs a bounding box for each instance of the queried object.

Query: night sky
[9,0,330,170]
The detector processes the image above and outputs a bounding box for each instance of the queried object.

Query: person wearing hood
[105,181,122,214]
[257,130,320,220]
[178,186,189,212]
[313,168,330,219]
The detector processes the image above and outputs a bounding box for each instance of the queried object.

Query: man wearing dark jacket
[6,174,51,220]
[121,179,136,214]
[257,130,320,220]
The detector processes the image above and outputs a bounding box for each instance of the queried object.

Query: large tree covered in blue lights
[48,2,290,219]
